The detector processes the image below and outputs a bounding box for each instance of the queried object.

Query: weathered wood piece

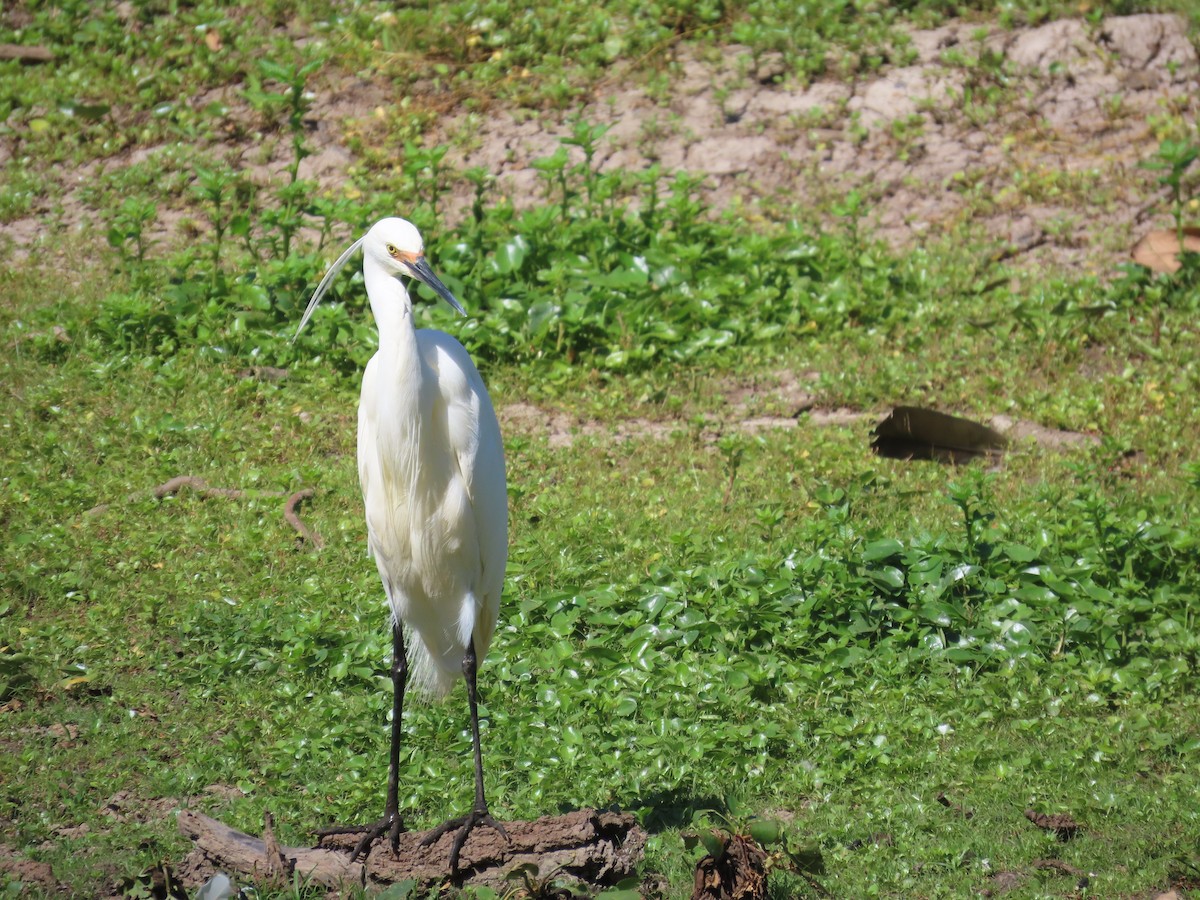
[178,811,362,889]
[178,808,646,891]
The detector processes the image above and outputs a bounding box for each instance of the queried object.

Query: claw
[420,808,510,872]
[315,813,404,861]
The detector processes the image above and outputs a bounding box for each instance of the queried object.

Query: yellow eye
[385,243,399,257]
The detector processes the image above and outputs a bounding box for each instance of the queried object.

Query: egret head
[363,217,421,277]
[294,216,465,341]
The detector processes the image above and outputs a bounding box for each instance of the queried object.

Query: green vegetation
[6,0,1200,169]
[3,1,1200,898]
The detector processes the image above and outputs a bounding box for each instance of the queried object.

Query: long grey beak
[409,256,466,317]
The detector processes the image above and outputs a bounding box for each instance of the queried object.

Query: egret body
[295,218,508,870]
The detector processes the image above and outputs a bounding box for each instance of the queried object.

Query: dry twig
[84,476,323,548]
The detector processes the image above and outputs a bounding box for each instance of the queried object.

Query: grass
[4,1,1200,898]
[4,335,1200,897]
[5,1,1200,169]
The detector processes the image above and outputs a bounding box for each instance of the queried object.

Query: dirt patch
[486,16,1192,267]
[500,394,1095,453]
[0,844,63,893]
[724,369,818,418]
[4,15,1197,274]
[502,402,678,448]
[101,790,188,825]
[1025,808,1083,841]
[498,369,1096,450]
[440,13,1198,273]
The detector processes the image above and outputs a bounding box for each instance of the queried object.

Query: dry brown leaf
[204,30,222,52]
[1131,227,1200,274]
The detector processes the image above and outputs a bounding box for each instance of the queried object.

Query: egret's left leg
[419,636,508,873]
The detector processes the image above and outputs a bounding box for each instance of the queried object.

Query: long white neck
[364,256,417,363]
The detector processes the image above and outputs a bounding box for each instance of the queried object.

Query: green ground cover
[3,1,1200,897]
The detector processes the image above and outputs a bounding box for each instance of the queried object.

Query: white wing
[419,328,508,665]
[357,330,507,697]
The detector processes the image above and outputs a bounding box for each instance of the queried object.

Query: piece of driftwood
[282,488,324,549]
[260,812,295,884]
[1032,858,1087,877]
[178,808,646,891]
[178,811,362,889]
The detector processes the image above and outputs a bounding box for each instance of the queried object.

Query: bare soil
[4,14,1198,279]
[432,14,1198,274]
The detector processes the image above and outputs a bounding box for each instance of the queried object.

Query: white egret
[295,217,508,872]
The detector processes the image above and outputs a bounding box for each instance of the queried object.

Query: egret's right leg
[315,621,407,860]
[418,636,509,873]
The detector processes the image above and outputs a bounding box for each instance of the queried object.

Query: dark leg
[381,621,408,848]
[419,636,509,873]
[315,622,407,860]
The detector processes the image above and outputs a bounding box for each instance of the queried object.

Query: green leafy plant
[106,197,158,277]
[685,806,826,897]
[192,162,242,293]
[1141,137,1199,244]
[247,54,326,258]
[0,647,35,703]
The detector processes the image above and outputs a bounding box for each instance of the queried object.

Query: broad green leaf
[863,539,903,562]
[748,818,783,845]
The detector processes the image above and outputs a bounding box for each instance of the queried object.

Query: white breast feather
[358,330,507,697]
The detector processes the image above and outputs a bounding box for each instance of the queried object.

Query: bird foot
[419,807,509,872]
[315,812,404,862]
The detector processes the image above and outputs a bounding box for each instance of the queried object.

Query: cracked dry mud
[316,13,1197,275]
[4,14,1198,279]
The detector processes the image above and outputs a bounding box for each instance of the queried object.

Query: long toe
[314,813,405,862]
[421,808,510,873]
